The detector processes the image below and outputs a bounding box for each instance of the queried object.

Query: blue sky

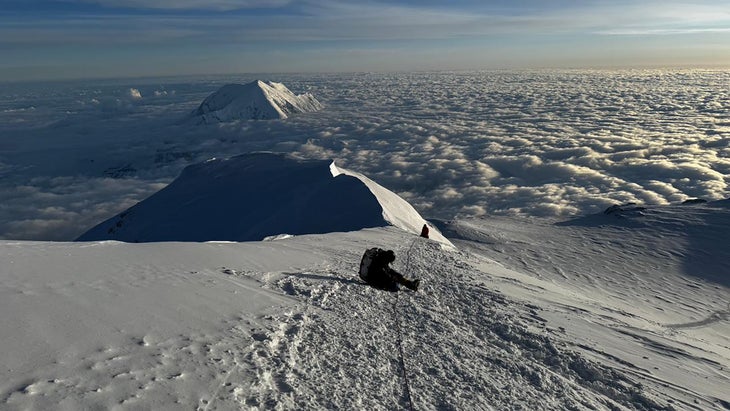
[2,0,729,81]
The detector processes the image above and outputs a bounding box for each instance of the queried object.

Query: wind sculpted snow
[0,227,691,410]
[438,200,730,408]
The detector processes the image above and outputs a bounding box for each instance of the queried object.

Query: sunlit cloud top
[2,0,729,80]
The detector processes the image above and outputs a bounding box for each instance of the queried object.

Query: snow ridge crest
[77,153,452,247]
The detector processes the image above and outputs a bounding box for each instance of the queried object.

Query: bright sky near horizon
[2,0,730,81]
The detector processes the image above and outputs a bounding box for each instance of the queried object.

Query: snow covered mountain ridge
[77,153,453,247]
[4,199,728,409]
[189,80,322,123]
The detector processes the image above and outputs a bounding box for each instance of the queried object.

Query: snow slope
[3,223,713,411]
[189,81,322,123]
[77,153,452,247]
[438,199,730,409]
[4,165,729,410]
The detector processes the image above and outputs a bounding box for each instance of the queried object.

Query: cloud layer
[0,69,728,240]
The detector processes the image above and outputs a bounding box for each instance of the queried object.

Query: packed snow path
[211,240,665,410]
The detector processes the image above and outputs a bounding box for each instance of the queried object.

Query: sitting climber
[359,248,419,292]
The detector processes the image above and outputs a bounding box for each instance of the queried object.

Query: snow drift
[189,81,322,123]
[0,229,680,410]
[77,153,452,246]
[8,199,729,409]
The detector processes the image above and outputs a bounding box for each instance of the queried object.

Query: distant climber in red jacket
[420,224,429,239]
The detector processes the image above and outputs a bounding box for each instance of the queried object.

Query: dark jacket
[359,248,402,291]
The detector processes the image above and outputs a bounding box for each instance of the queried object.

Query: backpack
[359,247,386,282]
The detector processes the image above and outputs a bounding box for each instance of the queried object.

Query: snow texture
[189,80,322,123]
[77,153,452,247]
[3,206,728,409]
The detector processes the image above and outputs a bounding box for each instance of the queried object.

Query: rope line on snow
[402,236,419,279]
[392,293,414,411]
[393,236,420,411]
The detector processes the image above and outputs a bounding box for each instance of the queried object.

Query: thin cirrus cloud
[54,0,293,11]
[599,28,730,35]
[4,0,730,43]
[590,2,730,35]
[0,1,729,79]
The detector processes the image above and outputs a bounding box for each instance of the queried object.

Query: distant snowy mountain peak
[189,81,322,123]
[77,153,452,247]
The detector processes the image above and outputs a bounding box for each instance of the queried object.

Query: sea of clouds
[1,70,728,240]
